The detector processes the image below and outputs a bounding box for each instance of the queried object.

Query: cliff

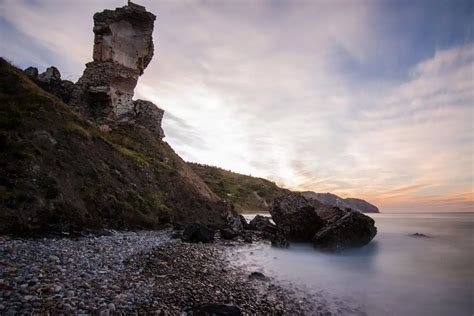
[0,3,239,234]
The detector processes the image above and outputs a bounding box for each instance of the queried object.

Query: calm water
[234,213,474,316]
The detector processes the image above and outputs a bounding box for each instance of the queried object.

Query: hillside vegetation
[188,163,288,213]
[0,59,232,234]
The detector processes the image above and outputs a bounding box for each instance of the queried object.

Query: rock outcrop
[301,191,379,213]
[24,66,74,104]
[1,2,244,234]
[269,192,377,250]
[70,2,164,139]
[270,192,325,241]
[248,215,276,234]
[132,100,165,139]
[313,210,377,251]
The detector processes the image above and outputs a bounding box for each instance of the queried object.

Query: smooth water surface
[235,213,474,315]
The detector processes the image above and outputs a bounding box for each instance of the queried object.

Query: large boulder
[248,215,276,234]
[313,210,377,251]
[181,223,215,243]
[270,192,324,240]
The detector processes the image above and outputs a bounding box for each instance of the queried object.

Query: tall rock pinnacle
[92,2,155,75]
[71,2,163,138]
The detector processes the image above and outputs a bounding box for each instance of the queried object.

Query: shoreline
[0,229,321,314]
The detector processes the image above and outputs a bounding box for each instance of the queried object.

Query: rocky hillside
[188,163,288,213]
[300,192,379,213]
[0,3,239,235]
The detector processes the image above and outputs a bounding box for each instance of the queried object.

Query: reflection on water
[234,213,474,316]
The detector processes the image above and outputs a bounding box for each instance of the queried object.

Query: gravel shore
[0,230,320,315]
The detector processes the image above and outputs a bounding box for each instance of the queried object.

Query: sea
[233,213,474,316]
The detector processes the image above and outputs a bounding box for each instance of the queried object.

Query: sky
[0,0,473,212]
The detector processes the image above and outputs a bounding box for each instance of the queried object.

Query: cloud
[0,0,472,212]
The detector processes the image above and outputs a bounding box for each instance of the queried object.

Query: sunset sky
[1,0,473,212]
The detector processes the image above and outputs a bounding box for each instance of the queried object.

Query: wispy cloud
[1,0,472,212]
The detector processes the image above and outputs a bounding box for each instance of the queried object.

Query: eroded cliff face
[71,2,163,139]
[2,3,243,234]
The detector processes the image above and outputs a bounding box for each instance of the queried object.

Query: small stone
[99,124,112,133]
[63,303,72,311]
[49,255,60,262]
[107,303,116,311]
[99,309,110,316]
[24,295,34,301]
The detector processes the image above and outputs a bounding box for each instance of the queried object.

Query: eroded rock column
[71,2,156,121]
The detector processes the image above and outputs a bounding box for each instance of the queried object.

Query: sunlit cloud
[1,0,472,212]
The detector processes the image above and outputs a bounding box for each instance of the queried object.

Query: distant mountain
[300,192,379,213]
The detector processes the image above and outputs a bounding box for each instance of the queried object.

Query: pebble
[0,230,326,314]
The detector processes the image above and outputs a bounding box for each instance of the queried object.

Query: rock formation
[270,192,325,241]
[24,66,74,103]
[301,191,380,213]
[70,2,164,139]
[270,192,377,250]
[313,209,377,251]
[248,215,277,234]
[3,2,244,234]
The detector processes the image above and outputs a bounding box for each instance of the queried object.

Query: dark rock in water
[269,192,377,250]
[220,228,238,240]
[270,192,325,240]
[191,303,242,316]
[270,231,290,248]
[411,232,430,238]
[181,224,215,243]
[239,215,250,230]
[248,215,276,234]
[313,210,377,251]
[248,271,268,281]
